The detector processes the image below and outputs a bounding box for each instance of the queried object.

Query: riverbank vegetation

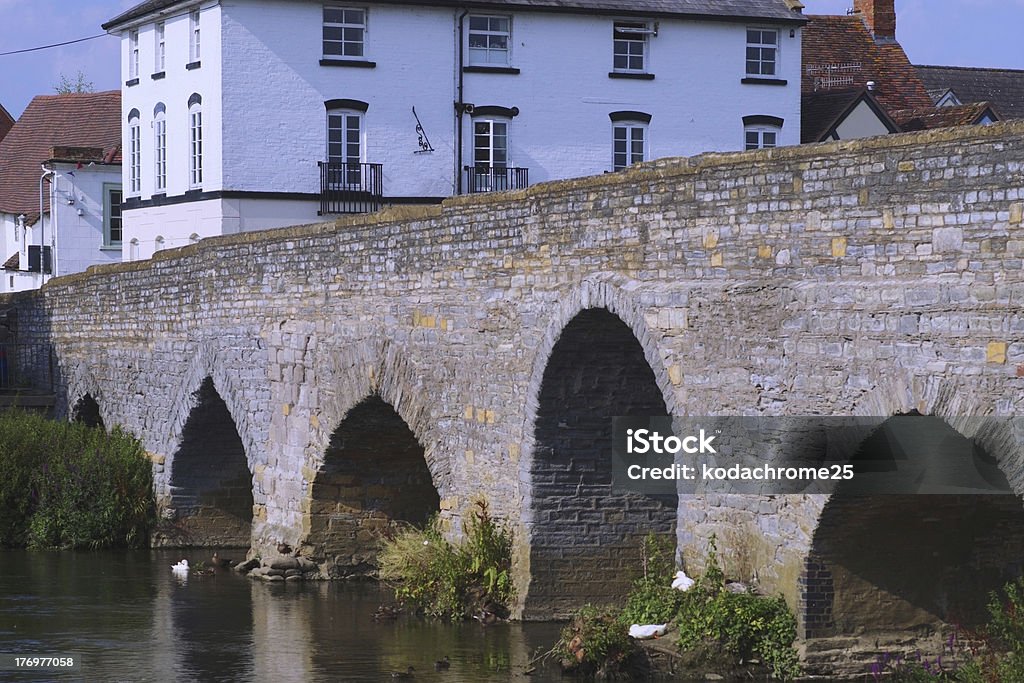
[377,499,514,621]
[0,409,154,549]
[874,576,1024,682]
[557,535,801,680]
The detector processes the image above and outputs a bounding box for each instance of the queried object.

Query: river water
[0,550,566,682]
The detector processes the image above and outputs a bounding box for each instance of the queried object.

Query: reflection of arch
[72,394,104,430]
[521,304,677,618]
[306,395,439,576]
[801,400,1024,641]
[165,377,253,547]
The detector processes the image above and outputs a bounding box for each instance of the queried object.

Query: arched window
[609,111,650,171]
[188,94,203,189]
[155,235,165,252]
[189,233,200,244]
[129,238,140,261]
[128,109,141,195]
[153,103,167,192]
[743,115,783,150]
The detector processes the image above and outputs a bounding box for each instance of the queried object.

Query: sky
[1,0,1023,119]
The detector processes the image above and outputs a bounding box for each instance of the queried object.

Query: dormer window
[323,7,366,59]
[468,15,511,66]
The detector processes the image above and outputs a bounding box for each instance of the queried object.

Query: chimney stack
[854,0,896,42]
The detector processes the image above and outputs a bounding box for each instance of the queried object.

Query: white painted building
[104,0,806,261]
[0,93,123,292]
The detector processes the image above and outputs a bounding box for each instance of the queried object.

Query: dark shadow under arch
[525,308,677,618]
[164,377,253,548]
[803,414,1024,639]
[72,394,104,431]
[306,396,439,577]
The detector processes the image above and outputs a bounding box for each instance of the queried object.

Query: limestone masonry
[5,123,1024,664]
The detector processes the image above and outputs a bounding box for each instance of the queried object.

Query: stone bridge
[7,122,1024,665]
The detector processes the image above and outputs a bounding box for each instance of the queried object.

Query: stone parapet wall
[4,122,1024,626]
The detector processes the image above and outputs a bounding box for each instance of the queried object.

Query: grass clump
[378,499,514,621]
[0,409,154,549]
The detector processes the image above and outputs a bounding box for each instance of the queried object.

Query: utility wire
[0,33,107,57]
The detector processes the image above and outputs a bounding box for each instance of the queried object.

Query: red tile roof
[0,91,121,224]
[802,15,932,112]
[892,102,1000,131]
[0,103,14,144]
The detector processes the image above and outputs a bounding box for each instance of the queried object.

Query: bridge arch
[71,394,105,430]
[161,372,255,548]
[800,375,1024,649]
[304,394,440,576]
[64,364,105,427]
[520,283,678,618]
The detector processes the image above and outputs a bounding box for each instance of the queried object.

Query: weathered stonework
[5,123,1024,647]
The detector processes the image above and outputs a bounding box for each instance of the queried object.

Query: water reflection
[0,550,564,682]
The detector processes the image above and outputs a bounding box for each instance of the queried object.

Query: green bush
[622,533,686,626]
[557,604,637,676]
[0,409,154,549]
[675,537,801,681]
[378,499,514,621]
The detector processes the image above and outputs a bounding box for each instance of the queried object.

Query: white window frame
[322,6,366,59]
[128,112,141,195]
[469,117,510,192]
[745,27,778,77]
[189,101,203,189]
[189,8,201,62]
[612,121,646,171]
[155,22,166,72]
[129,29,139,79]
[326,108,364,185]
[468,15,511,66]
[472,118,509,169]
[103,184,124,248]
[744,125,779,150]
[154,106,167,192]
[613,21,651,73]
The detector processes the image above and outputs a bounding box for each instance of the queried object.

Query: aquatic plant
[378,499,514,621]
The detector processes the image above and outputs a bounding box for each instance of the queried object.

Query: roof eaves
[104,0,807,29]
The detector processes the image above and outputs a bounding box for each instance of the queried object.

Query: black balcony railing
[464,166,529,194]
[319,161,384,214]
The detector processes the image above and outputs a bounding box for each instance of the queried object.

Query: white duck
[671,570,695,592]
[629,623,668,639]
[171,559,189,578]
